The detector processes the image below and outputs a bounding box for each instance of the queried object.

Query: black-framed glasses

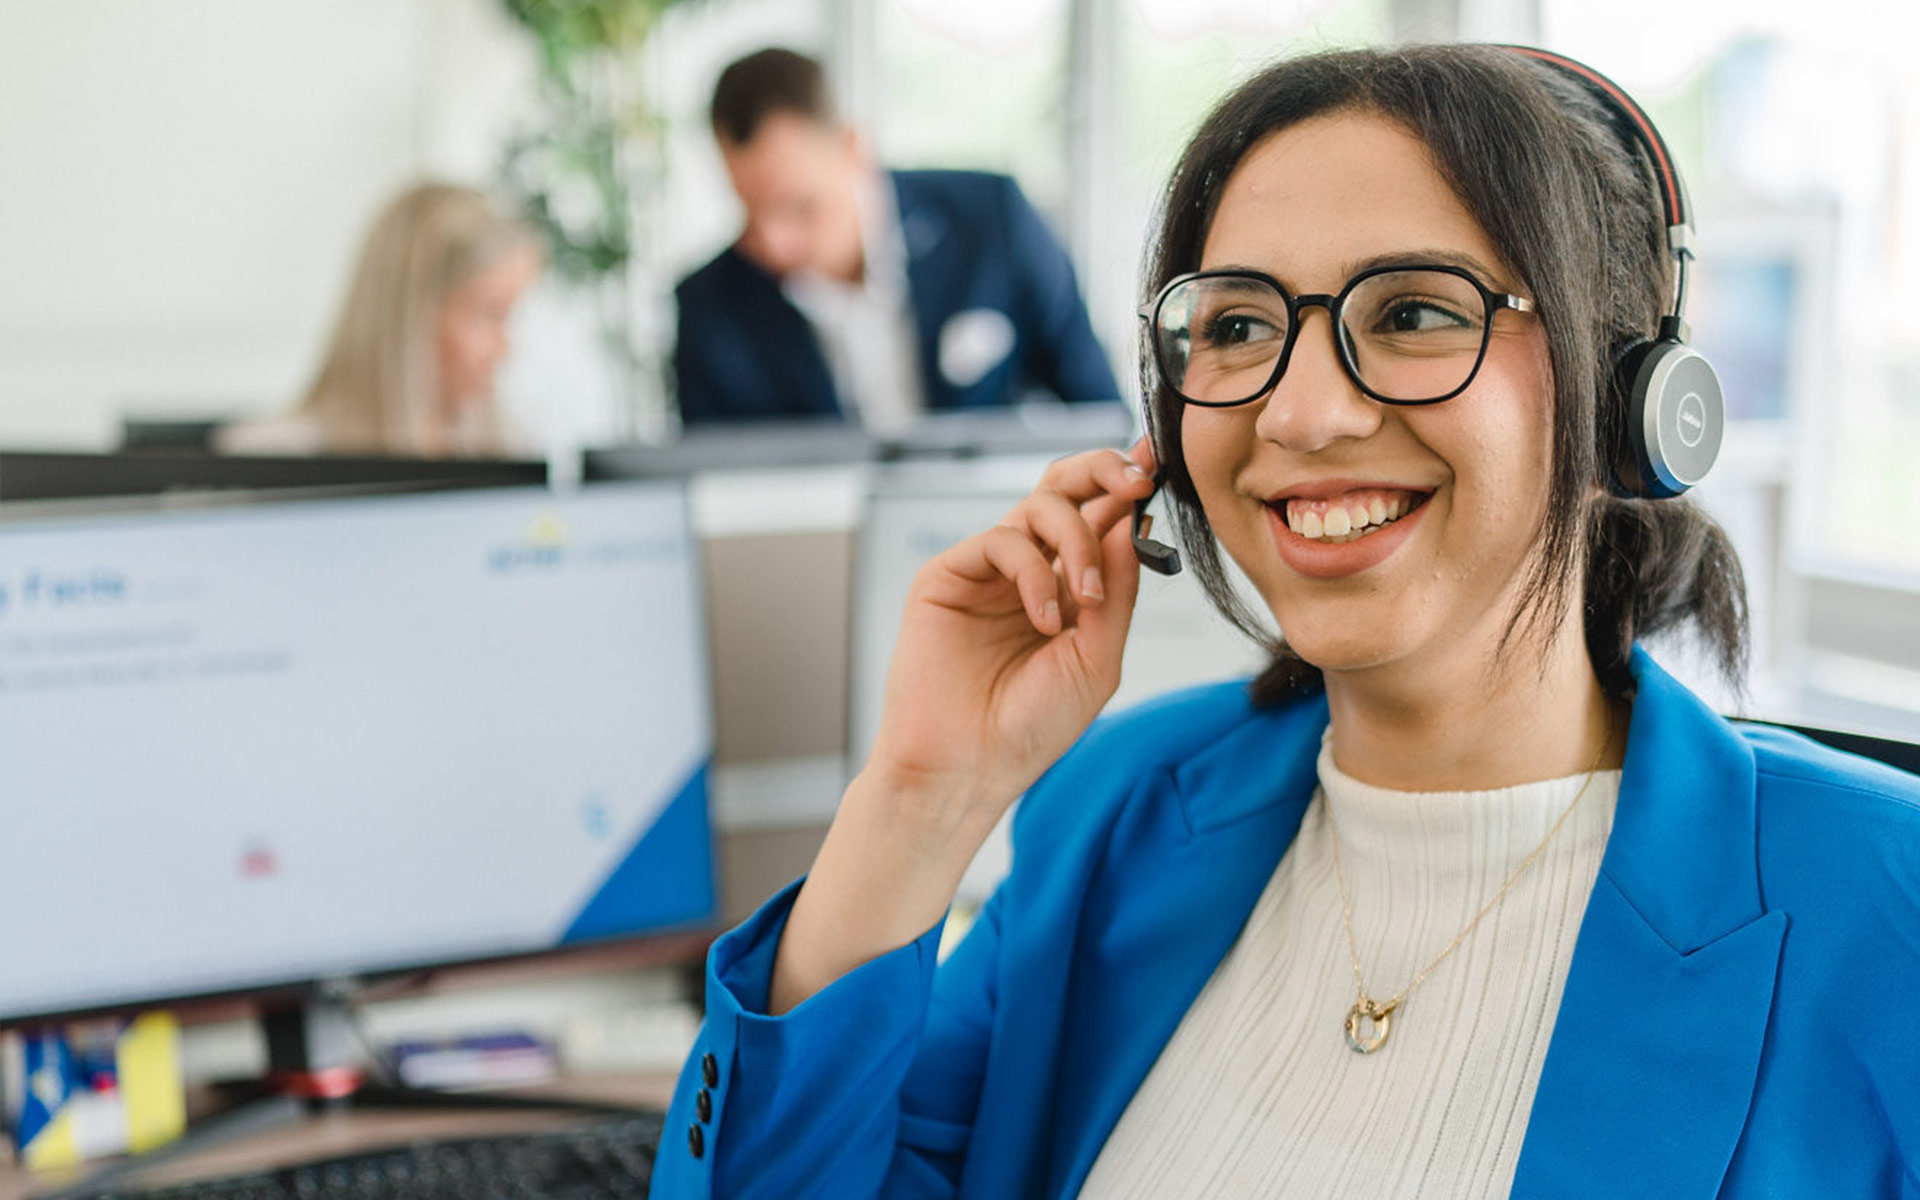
[1141,264,1536,407]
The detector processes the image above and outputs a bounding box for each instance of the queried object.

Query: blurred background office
[3,0,1916,735]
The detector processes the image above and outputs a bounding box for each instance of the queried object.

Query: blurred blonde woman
[221,182,544,458]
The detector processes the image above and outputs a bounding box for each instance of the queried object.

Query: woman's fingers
[1068,508,1147,678]
[935,439,1161,637]
[966,524,1068,635]
[1064,441,1162,536]
[1018,488,1108,605]
[1012,444,1160,582]
[1035,443,1158,510]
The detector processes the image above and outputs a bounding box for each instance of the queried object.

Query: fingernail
[1080,567,1105,602]
[1042,599,1061,630]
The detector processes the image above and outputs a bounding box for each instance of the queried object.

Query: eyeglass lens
[1154,269,1493,405]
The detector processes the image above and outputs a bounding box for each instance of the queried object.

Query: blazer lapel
[1046,693,1330,1198]
[1512,651,1786,1199]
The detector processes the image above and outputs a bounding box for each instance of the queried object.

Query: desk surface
[0,1073,677,1199]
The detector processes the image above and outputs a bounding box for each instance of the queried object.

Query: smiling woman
[647,45,1920,1200]
[1175,112,1589,772]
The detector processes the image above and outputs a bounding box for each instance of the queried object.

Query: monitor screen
[0,481,715,1025]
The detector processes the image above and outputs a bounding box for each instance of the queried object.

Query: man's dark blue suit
[673,169,1119,426]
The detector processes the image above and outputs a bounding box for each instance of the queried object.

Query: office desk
[0,1073,677,1199]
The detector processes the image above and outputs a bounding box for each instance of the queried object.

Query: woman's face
[1180,111,1556,685]
[436,244,542,411]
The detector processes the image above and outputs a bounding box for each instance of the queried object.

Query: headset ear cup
[1606,338,1653,498]
[1614,338,1725,499]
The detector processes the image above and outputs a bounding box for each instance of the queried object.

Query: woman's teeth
[1282,490,1420,543]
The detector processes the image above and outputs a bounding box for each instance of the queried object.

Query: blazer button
[689,1122,705,1159]
[696,1088,713,1123]
[702,1053,719,1087]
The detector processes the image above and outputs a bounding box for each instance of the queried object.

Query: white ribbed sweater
[1077,741,1620,1200]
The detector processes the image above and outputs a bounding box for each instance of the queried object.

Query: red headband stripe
[1506,46,1685,229]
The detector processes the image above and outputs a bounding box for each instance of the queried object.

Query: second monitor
[0,480,715,1026]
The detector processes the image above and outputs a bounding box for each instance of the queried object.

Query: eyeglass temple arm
[1131,473,1182,576]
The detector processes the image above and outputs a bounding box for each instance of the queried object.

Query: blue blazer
[652,650,1920,1198]
[672,170,1120,426]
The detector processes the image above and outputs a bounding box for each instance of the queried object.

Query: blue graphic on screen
[564,762,716,942]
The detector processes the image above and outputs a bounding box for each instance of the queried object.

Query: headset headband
[1500,45,1694,261]
[1501,44,1699,334]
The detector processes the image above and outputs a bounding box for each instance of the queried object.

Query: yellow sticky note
[115,1013,185,1154]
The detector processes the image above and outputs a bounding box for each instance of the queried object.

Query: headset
[1130,45,1725,577]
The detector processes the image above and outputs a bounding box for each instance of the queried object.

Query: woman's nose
[1252,308,1384,453]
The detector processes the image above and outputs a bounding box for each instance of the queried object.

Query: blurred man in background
[673,48,1119,431]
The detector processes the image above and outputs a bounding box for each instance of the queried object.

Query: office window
[1536,0,1920,728]
[1542,2,1920,581]
[1092,0,1393,352]
[866,0,1074,215]
[1114,0,1392,174]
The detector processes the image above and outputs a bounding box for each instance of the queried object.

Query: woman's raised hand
[864,440,1160,815]
[768,440,1159,1014]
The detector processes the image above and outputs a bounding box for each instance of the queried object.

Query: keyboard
[90,1110,663,1200]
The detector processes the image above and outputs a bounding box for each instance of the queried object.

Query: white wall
[0,1,552,450]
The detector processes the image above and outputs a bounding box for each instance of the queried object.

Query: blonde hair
[295,182,541,457]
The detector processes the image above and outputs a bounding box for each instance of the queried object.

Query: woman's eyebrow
[1201,262,1276,278]
[1198,249,1513,290]
[1345,248,1503,280]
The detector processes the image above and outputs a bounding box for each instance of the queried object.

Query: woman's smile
[1274,486,1427,542]
[1257,480,1435,579]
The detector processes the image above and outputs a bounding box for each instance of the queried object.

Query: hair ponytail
[1585,496,1748,698]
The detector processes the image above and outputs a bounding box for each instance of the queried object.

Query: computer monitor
[579,402,1134,482]
[0,480,715,1027]
[876,401,1134,461]
[0,449,547,504]
[582,421,878,480]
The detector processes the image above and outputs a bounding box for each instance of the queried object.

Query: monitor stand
[41,993,643,1199]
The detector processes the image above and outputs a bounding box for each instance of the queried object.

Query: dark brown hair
[710,48,837,145]
[1142,45,1747,703]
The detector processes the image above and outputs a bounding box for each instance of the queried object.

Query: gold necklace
[1325,720,1614,1054]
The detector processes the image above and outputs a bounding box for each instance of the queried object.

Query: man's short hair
[710,48,838,145]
